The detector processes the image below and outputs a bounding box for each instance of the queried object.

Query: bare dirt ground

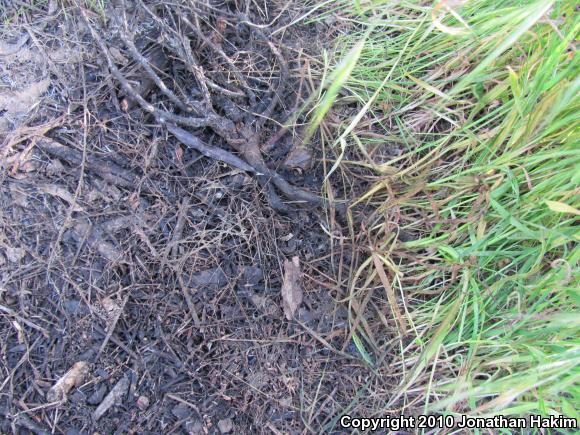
[0,1,396,433]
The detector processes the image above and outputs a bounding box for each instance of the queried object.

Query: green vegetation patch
[316,0,579,417]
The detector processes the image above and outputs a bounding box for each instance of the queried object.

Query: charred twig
[181,53,213,110]
[138,0,245,100]
[119,29,191,113]
[126,46,169,109]
[268,169,322,205]
[258,39,288,124]
[81,5,324,209]
[92,324,142,364]
[180,13,256,105]
[81,12,233,133]
[0,304,48,336]
[169,196,190,259]
[167,124,257,174]
[204,77,246,99]
[0,408,50,435]
[36,138,137,189]
[248,23,289,128]
[232,131,322,206]
[178,275,201,327]
[261,58,306,152]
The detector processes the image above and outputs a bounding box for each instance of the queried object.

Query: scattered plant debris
[281,256,303,320]
[46,361,90,403]
[93,374,130,421]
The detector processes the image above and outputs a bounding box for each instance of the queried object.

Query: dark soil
[0,1,394,433]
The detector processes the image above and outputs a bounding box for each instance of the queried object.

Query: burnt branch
[166,124,257,174]
[119,29,191,113]
[80,3,324,211]
[179,13,257,105]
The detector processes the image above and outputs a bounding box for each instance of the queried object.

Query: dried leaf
[0,79,49,113]
[73,221,122,262]
[5,246,26,263]
[372,253,408,335]
[0,79,50,132]
[101,296,121,320]
[218,418,233,434]
[136,395,150,411]
[281,256,302,320]
[9,185,29,207]
[0,34,28,56]
[283,145,312,171]
[20,160,40,173]
[47,361,90,402]
[249,293,279,317]
[545,200,580,216]
[93,374,129,420]
[40,185,83,211]
[175,145,184,164]
[109,47,128,65]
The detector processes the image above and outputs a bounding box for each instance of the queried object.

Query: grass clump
[316,0,579,417]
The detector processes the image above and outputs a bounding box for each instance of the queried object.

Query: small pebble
[217,418,233,434]
[184,419,205,435]
[172,403,192,419]
[136,395,150,411]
